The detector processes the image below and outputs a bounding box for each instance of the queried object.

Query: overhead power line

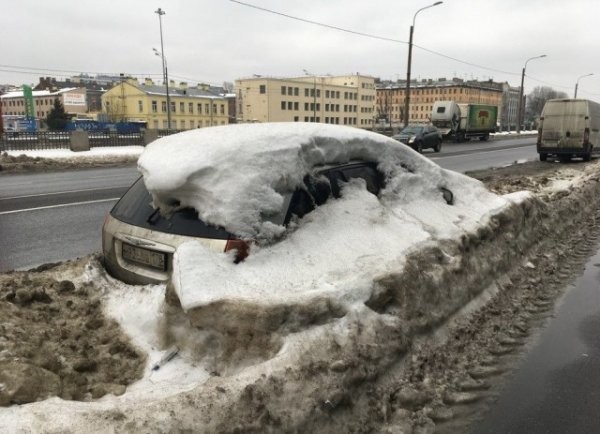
[229,0,522,77]
[0,64,223,87]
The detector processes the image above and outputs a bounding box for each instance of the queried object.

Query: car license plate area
[122,243,166,271]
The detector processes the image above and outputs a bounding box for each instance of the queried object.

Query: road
[0,167,139,271]
[0,137,536,271]
[470,246,600,433]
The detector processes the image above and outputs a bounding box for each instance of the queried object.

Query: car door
[424,126,436,148]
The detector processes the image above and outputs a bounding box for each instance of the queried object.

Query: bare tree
[526,86,568,122]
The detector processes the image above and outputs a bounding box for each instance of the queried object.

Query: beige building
[0,87,87,119]
[376,78,505,128]
[101,78,229,130]
[235,74,377,129]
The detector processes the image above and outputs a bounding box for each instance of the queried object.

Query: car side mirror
[440,187,454,205]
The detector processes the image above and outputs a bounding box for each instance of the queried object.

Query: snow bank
[5,146,144,159]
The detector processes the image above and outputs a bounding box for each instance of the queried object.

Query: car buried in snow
[102,122,456,285]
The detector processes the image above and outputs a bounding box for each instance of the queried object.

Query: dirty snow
[3,128,600,433]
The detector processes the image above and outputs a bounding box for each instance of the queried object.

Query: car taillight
[225,239,251,263]
[584,128,590,144]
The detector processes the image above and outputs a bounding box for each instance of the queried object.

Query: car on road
[393,124,443,153]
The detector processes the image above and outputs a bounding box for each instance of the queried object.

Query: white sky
[2,0,600,99]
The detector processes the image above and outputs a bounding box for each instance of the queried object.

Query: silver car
[102,161,387,285]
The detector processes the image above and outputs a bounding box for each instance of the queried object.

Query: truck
[537,98,600,162]
[431,100,498,142]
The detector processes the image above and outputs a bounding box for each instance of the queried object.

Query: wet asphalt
[470,247,600,433]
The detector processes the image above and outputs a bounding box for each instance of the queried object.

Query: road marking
[0,198,119,215]
[0,187,126,201]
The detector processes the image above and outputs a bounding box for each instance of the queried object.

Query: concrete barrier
[144,129,159,145]
[69,130,90,152]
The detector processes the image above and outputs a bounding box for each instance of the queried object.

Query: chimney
[144,78,154,86]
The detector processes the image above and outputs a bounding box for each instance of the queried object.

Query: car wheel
[539,153,548,161]
[433,140,442,153]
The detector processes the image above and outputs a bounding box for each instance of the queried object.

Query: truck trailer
[431,101,498,142]
[537,98,600,162]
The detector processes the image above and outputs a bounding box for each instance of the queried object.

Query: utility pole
[404,2,443,128]
[155,8,171,130]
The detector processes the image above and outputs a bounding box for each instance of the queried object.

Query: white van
[537,99,600,162]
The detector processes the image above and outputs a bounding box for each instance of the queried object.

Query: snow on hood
[137,122,517,311]
[138,122,454,240]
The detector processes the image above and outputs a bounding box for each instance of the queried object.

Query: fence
[0,130,181,152]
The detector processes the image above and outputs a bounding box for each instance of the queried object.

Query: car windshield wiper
[146,207,161,224]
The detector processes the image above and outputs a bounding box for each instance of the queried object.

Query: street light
[403,1,443,128]
[517,54,546,133]
[303,69,317,122]
[574,73,593,99]
[155,7,171,130]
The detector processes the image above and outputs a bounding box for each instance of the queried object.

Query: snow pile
[5,146,144,159]
[138,123,516,314]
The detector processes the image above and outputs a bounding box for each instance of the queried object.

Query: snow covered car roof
[138,122,459,240]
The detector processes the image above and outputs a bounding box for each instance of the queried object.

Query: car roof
[138,122,438,240]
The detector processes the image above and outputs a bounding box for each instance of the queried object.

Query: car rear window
[110,177,232,239]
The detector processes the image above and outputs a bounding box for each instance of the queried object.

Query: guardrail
[0,130,182,152]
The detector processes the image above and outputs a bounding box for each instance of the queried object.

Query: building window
[259,85,266,94]
[304,102,309,111]
[205,104,210,114]
[287,86,293,95]
[287,101,293,110]
[198,103,202,113]
[294,102,299,110]
[294,87,299,96]
[189,103,194,113]
[220,104,225,115]
[138,100,143,113]
[281,101,286,110]
[179,102,184,113]
[316,89,321,98]
[170,101,176,113]
[305,88,309,97]
[152,100,158,113]
[281,86,286,95]
[294,116,299,122]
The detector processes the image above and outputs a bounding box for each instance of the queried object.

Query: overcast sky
[2,0,599,98]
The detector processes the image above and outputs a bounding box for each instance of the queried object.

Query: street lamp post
[574,73,593,98]
[517,54,546,134]
[404,1,443,128]
[303,69,317,122]
[155,7,171,130]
